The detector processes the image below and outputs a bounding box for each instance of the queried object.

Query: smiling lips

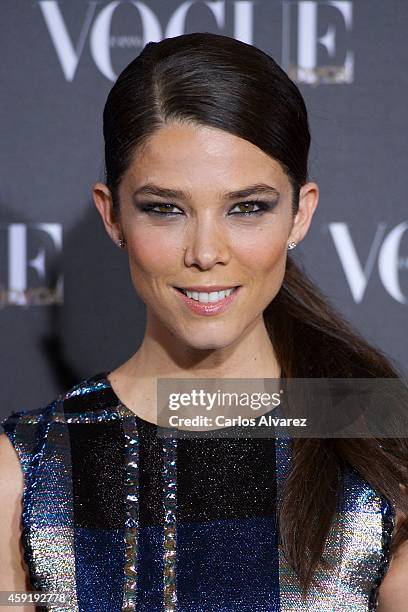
[173,285,241,315]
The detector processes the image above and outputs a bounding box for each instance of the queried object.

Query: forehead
[124,122,290,195]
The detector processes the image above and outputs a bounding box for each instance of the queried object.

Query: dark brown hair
[102,32,408,594]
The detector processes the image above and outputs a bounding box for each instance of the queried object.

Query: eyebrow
[132,182,280,201]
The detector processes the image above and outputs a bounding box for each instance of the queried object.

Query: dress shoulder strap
[1,400,58,478]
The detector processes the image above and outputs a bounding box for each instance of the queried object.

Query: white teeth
[182,288,236,302]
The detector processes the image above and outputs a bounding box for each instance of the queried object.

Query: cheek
[126,226,180,278]
[233,228,287,274]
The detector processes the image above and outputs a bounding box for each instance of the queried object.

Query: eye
[229,200,271,216]
[140,203,183,216]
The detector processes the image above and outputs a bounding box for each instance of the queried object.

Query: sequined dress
[1,372,395,611]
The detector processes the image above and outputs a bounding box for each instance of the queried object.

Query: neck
[123,312,280,381]
[108,313,280,421]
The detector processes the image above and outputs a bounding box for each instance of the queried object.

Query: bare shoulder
[0,431,24,505]
[0,429,23,473]
[0,432,32,594]
[377,507,408,611]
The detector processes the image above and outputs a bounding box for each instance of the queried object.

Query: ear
[288,182,319,245]
[92,182,122,245]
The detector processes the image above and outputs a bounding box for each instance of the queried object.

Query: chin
[181,330,239,351]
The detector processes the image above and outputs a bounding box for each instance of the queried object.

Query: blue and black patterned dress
[1,372,394,611]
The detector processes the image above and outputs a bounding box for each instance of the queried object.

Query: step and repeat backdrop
[1,1,407,418]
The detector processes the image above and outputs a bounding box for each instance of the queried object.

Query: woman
[1,32,407,611]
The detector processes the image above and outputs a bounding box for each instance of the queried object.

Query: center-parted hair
[101,32,408,596]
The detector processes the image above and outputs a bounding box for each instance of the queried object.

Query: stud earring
[287,241,297,250]
[117,237,126,249]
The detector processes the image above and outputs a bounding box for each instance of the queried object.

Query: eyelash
[139,200,275,217]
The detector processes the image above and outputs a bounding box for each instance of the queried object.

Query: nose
[183,216,231,270]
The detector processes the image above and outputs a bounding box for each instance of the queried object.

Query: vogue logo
[38,0,353,84]
[282,0,353,84]
[328,222,408,304]
[0,224,63,307]
[38,0,254,82]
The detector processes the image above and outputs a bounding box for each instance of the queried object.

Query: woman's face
[94,122,318,350]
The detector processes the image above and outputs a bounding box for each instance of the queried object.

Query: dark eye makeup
[135,199,278,217]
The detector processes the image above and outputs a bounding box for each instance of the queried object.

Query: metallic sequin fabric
[1,373,395,611]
